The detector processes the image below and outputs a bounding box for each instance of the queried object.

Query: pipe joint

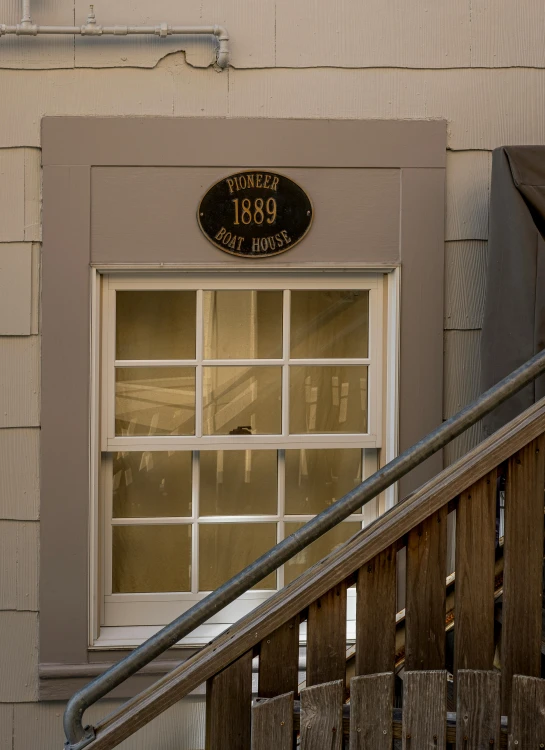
[113,25,128,36]
[214,25,229,68]
[81,24,103,36]
[0,24,6,36]
[16,22,38,35]
[155,22,171,37]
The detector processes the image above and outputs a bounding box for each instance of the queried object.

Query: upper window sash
[101,272,383,452]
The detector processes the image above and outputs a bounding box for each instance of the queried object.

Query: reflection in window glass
[203,291,283,359]
[203,366,282,435]
[290,366,368,434]
[200,451,277,516]
[291,290,369,359]
[115,367,196,436]
[112,525,191,593]
[116,291,196,360]
[284,522,361,584]
[199,523,277,590]
[285,449,361,515]
[113,451,192,518]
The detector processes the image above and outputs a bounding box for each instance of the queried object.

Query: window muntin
[100,273,383,630]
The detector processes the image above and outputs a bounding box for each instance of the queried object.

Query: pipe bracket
[64,725,96,750]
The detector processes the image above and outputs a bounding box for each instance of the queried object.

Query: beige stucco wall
[1,0,543,746]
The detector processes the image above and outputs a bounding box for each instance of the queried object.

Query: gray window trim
[40,117,446,699]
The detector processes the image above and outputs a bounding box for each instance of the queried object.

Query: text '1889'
[197,171,313,258]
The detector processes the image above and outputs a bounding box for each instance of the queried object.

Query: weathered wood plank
[0,336,40,428]
[349,673,394,750]
[454,472,496,675]
[0,243,32,335]
[87,399,545,750]
[300,680,343,750]
[509,675,545,747]
[444,241,488,330]
[406,509,447,670]
[258,616,300,698]
[501,436,545,714]
[251,693,293,750]
[306,582,347,687]
[206,651,252,750]
[402,671,447,749]
[456,670,500,749]
[445,151,491,241]
[0,428,39,520]
[356,546,396,675]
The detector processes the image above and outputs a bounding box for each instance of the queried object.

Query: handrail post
[64,348,545,749]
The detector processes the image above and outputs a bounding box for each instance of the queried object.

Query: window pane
[290,366,368,433]
[115,367,196,436]
[290,290,369,359]
[200,451,277,516]
[285,449,362,515]
[203,291,283,359]
[112,525,191,593]
[284,522,361,585]
[203,366,282,435]
[113,451,192,518]
[199,523,277,590]
[116,291,196,360]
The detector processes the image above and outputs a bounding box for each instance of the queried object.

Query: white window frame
[90,269,399,648]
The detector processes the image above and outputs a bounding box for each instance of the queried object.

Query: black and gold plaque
[197,171,313,258]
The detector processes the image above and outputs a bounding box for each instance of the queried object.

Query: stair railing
[64,348,545,750]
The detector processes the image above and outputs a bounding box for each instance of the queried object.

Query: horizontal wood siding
[0,428,40,520]
[0,336,40,428]
[0,612,39,701]
[12,697,206,750]
[0,521,39,611]
[0,148,25,241]
[0,244,32,335]
[444,241,488,330]
[445,151,491,241]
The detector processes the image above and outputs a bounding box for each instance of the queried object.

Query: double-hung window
[95,272,385,645]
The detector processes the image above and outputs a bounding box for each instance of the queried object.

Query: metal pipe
[63,347,545,749]
[0,4,229,68]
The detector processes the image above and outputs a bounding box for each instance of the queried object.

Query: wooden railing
[79,395,545,749]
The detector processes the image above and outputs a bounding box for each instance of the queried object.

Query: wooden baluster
[509,675,545,746]
[456,670,501,749]
[251,693,294,750]
[300,679,343,750]
[355,545,397,675]
[306,582,347,688]
[349,672,394,749]
[258,616,300,698]
[206,650,253,750]
[454,472,497,679]
[501,436,545,714]
[405,508,448,670]
[402,670,447,750]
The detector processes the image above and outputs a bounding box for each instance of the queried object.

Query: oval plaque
[197,170,313,258]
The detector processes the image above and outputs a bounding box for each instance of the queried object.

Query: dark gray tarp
[481,146,545,437]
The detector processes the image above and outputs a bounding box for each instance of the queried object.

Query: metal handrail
[64,348,545,749]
